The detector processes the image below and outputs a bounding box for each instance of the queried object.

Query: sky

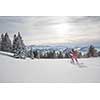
[0,16,100,46]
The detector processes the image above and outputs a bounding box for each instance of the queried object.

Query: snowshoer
[70,49,79,64]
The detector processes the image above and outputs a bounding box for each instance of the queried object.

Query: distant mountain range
[26,44,100,52]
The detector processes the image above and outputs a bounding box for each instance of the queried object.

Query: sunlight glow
[54,23,70,37]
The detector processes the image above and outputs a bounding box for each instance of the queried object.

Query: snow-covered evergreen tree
[36,50,40,59]
[16,32,25,50]
[30,47,34,59]
[0,33,12,52]
[12,34,17,52]
[1,34,4,50]
[87,45,97,57]
[13,32,26,59]
[58,51,63,58]
[0,37,1,50]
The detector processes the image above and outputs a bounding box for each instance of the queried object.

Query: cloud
[0,16,100,46]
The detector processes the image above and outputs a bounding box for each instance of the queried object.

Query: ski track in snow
[0,51,100,83]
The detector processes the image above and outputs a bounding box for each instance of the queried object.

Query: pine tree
[58,51,63,58]
[12,34,17,52]
[98,51,100,56]
[0,37,1,50]
[87,45,97,57]
[13,32,26,59]
[0,34,4,51]
[30,47,34,59]
[52,50,57,58]
[1,33,12,52]
[5,33,12,52]
[16,32,25,49]
[12,32,24,51]
[36,50,40,59]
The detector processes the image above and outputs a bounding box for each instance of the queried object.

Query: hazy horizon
[0,16,100,46]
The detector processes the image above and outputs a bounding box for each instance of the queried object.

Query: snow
[0,51,100,82]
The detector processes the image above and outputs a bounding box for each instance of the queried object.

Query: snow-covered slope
[0,51,100,83]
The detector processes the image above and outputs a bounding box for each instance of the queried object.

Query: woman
[70,49,79,64]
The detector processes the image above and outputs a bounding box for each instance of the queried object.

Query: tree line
[27,45,100,59]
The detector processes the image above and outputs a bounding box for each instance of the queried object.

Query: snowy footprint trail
[0,51,100,83]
